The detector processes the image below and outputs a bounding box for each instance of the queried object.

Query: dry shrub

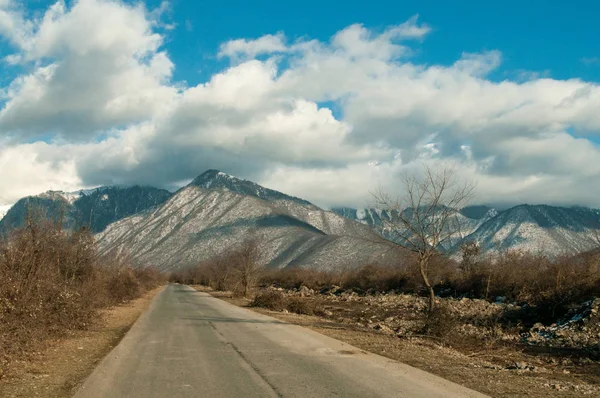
[171,240,263,298]
[446,249,600,325]
[106,268,142,303]
[341,263,417,293]
[419,304,459,339]
[286,298,317,315]
[261,267,340,290]
[0,211,165,376]
[250,291,286,311]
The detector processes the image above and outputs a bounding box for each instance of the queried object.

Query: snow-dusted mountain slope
[464,205,600,255]
[0,186,172,233]
[333,204,600,256]
[96,173,397,271]
[331,205,497,250]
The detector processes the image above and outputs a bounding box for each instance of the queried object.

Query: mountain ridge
[4,170,600,259]
[0,185,173,233]
[333,204,600,256]
[189,170,313,206]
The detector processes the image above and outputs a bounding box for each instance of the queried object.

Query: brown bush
[419,304,459,339]
[261,267,340,290]
[286,298,317,315]
[0,211,165,376]
[340,263,418,293]
[250,291,286,311]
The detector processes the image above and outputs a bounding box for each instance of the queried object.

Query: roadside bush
[448,250,600,323]
[286,298,317,315]
[0,211,165,376]
[261,267,340,290]
[341,263,416,293]
[419,304,459,339]
[106,268,142,303]
[250,291,286,311]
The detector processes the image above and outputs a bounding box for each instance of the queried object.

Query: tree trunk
[485,273,492,300]
[419,256,435,312]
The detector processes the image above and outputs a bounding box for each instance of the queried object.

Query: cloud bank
[1,0,600,209]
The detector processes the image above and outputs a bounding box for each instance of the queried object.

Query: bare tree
[373,164,475,311]
[459,241,481,274]
[231,239,262,298]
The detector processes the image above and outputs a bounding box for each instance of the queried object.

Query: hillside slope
[96,172,397,271]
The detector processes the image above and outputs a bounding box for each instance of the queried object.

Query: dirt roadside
[0,286,164,398]
[201,288,600,398]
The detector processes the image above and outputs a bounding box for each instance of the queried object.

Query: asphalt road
[74,284,488,398]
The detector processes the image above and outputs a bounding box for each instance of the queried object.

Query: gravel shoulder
[0,286,164,398]
[202,288,600,398]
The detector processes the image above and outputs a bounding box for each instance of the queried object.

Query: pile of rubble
[526,298,600,356]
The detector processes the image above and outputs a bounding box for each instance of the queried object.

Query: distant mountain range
[0,186,172,234]
[332,204,600,256]
[2,170,600,270]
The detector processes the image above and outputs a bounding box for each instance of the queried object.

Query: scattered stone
[506,361,535,371]
[374,324,394,335]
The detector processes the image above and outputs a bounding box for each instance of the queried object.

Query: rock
[531,322,544,331]
[507,361,532,371]
[374,324,394,335]
[299,285,314,297]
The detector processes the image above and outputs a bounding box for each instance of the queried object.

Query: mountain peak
[189,169,247,189]
[189,169,313,206]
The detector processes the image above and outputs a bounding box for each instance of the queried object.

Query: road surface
[74,284,488,397]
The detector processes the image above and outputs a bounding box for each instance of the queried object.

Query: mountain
[466,204,600,255]
[331,205,497,250]
[96,171,398,271]
[333,204,600,256]
[0,186,173,233]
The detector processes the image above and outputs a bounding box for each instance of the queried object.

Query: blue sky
[2,0,600,208]
[7,0,600,86]
[138,0,600,84]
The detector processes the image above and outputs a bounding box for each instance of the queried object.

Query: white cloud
[384,14,431,40]
[0,0,178,140]
[0,142,81,205]
[218,33,287,60]
[0,0,33,49]
[2,2,600,210]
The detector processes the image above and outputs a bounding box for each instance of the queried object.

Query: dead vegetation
[372,164,475,311]
[171,239,263,297]
[0,209,165,379]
